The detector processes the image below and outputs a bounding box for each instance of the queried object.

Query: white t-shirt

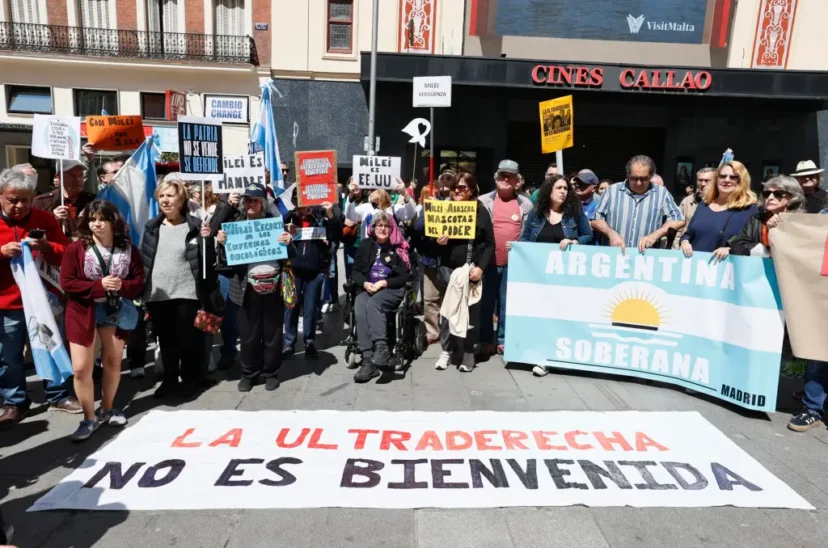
[345,200,416,239]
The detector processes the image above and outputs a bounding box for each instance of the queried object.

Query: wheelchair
[342,278,429,372]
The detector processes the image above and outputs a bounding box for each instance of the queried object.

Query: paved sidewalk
[2,310,827,548]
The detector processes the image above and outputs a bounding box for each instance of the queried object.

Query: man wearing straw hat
[791,160,826,214]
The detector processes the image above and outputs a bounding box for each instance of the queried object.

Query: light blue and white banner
[504,244,784,412]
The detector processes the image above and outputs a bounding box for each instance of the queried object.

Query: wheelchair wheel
[412,319,428,357]
[344,349,359,369]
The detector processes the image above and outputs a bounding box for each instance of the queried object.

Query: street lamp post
[367,0,379,156]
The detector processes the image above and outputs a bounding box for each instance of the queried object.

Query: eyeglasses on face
[374,224,391,230]
[718,173,740,181]
[762,190,790,200]
[628,176,649,183]
[453,185,470,193]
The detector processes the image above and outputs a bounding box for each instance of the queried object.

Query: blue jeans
[284,270,325,348]
[344,245,358,280]
[480,264,508,347]
[218,275,238,357]
[324,242,339,305]
[0,310,70,408]
[803,360,828,416]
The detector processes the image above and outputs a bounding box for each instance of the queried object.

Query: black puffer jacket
[141,213,223,314]
[285,207,343,273]
[351,238,410,291]
[728,209,766,256]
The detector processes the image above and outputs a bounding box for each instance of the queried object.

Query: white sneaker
[435,351,450,370]
[459,353,475,373]
[532,365,549,377]
[130,367,145,379]
[321,303,330,313]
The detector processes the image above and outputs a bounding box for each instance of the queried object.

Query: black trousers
[126,311,148,371]
[440,300,482,355]
[147,299,204,385]
[239,288,285,379]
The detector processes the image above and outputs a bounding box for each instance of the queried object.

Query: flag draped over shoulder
[11,243,73,385]
[98,136,159,246]
[250,80,284,195]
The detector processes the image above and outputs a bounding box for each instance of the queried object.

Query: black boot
[372,341,390,368]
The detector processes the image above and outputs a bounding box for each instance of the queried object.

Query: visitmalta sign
[531,65,712,92]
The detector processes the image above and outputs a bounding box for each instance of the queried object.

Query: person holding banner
[60,201,144,441]
[0,168,78,429]
[217,183,293,392]
[282,190,342,359]
[341,178,368,280]
[729,176,805,256]
[344,181,416,240]
[433,173,494,373]
[32,160,96,238]
[141,180,219,399]
[680,161,758,260]
[351,212,412,383]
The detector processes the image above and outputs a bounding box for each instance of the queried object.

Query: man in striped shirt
[591,155,685,253]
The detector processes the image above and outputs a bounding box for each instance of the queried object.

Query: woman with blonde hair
[679,160,758,261]
[345,179,416,240]
[141,179,220,398]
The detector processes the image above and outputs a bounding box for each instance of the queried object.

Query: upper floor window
[6,86,52,114]
[74,89,119,117]
[79,0,112,29]
[10,0,45,24]
[216,0,245,36]
[327,0,353,53]
[147,0,179,33]
[140,92,166,120]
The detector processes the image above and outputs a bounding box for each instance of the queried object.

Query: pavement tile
[327,508,416,548]
[764,509,828,548]
[178,390,246,410]
[227,509,329,548]
[503,507,610,548]
[591,508,705,548]
[677,508,803,548]
[143,510,242,548]
[508,367,590,410]
[416,508,514,548]
[41,511,150,548]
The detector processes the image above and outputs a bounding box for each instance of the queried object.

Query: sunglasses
[718,173,740,181]
[628,176,649,183]
[453,185,470,193]
[762,190,790,200]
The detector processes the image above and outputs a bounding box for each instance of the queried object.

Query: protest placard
[769,213,828,361]
[222,217,287,266]
[539,95,574,154]
[218,151,265,194]
[423,199,477,239]
[296,150,338,207]
[85,115,145,151]
[352,155,401,189]
[177,116,223,181]
[31,409,813,511]
[31,115,81,161]
[504,244,784,412]
[294,227,327,241]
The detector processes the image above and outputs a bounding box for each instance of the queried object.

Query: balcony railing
[0,22,259,65]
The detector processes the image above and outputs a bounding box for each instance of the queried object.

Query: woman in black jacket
[142,180,221,398]
[282,193,343,358]
[351,212,411,383]
[728,176,805,257]
[433,173,495,373]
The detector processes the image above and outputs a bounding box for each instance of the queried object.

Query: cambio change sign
[31,410,812,511]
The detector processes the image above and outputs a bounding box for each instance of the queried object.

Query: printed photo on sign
[294,227,327,241]
[30,409,813,511]
[222,217,287,266]
[218,151,265,194]
[424,199,477,240]
[504,244,784,412]
[177,116,224,181]
[539,95,574,154]
[353,155,401,190]
[295,150,338,207]
[31,115,81,161]
[85,115,145,151]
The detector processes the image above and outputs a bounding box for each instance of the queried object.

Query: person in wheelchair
[350,212,412,383]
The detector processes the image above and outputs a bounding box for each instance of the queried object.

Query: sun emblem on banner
[603,287,667,331]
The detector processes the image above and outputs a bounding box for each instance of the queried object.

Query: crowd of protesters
[0,150,826,449]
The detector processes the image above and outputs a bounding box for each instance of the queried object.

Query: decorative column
[398,0,437,54]
[751,0,798,69]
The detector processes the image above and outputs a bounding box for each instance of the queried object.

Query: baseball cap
[56,159,84,172]
[574,172,599,187]
[242,182,267,200]
[496,159,519,175]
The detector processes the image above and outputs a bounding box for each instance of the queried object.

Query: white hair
[0,168,36,194]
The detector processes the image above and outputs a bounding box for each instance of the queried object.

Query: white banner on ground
[30,410,813,511]
[353,155,401,190]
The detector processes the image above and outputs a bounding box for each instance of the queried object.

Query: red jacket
[60,240,145,346]
[0,209,68,310]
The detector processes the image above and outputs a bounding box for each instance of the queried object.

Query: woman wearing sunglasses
[728,175,805,257]
[680,161,758,262]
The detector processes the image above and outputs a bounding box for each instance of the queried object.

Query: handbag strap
[91,245,114,277]
[716,210,738,248]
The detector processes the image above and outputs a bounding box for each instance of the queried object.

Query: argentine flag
[250,80,284,195]
[11,243,73,385]
[98,135,160,246]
